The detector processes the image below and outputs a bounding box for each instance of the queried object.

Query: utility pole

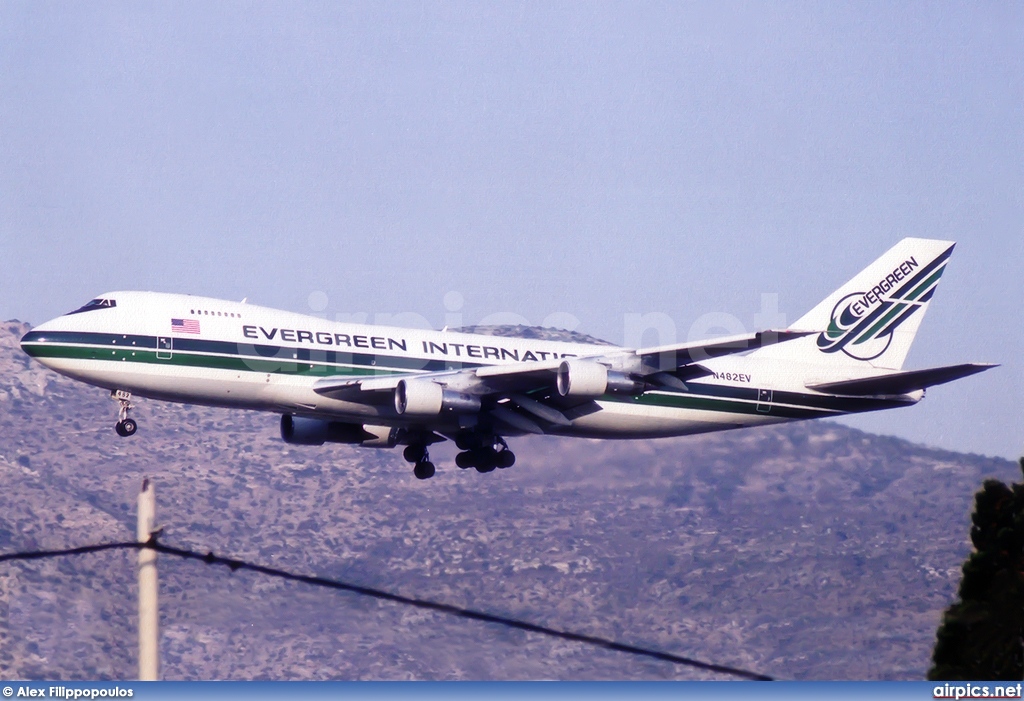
[137,478,159,681]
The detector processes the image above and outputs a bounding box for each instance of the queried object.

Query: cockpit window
[65,298,117,315]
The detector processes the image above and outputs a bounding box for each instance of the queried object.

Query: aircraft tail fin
[754,238,956,370]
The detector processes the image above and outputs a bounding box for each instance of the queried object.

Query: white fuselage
[21,291,914,440]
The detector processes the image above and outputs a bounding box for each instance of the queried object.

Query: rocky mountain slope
[0,320,1014,680]
[457,325,615,345]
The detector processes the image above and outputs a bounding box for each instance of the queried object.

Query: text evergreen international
[241,325,578,362]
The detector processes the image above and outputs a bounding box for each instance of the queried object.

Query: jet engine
[280,415,398,447]
[394,379,482,416]
[556,359,642,398]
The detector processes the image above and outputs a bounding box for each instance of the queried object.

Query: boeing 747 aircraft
[21,238,994,479]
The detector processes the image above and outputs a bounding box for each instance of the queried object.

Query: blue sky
[1,2,1020,458]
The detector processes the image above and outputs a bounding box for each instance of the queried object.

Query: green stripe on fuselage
[621,391,830,420]
[21,330,458,373]
[24,340,916,420]
[22,343,398,378]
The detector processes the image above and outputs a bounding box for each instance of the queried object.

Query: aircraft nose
[20,319,59,364]
[21,328,42,358]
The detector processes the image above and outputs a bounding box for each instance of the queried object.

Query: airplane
[20,238,994,480]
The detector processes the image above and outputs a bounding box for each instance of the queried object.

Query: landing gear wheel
[111,390,137,438]
[405,441,434,479]
[413,461,435,480]
[454,435,514,473]
[473,450,497,473]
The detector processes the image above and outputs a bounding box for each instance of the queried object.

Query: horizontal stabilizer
[807,363,997,396]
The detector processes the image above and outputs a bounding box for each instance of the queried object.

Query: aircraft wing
[311,362,574,435]
[806,362,997,396]
[311,359,565,402]
[311,327,806,405]
[634,330,814,369]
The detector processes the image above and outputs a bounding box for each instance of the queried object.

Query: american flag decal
[171,318,200,334]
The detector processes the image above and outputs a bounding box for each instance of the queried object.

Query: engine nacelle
[394,379,482,416]
[557,359,607,397]
[280,415,398,448]
[557,359,642,398]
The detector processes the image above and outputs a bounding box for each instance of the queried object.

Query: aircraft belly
[563,399,784,439]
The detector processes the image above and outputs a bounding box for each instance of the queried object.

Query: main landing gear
[403,444,436,480]
[111,390,138,437]
[454,434,515,473]
[401,432,516,480]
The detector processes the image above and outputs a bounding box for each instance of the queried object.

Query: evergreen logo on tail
[816,245,953,360]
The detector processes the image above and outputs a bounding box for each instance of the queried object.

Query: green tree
[929,458,1024,680]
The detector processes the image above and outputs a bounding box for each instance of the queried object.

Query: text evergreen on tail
[753,238,955,371]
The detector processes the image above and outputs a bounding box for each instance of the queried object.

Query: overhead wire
[0,537,774,681]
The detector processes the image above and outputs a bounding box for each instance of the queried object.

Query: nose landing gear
[111,390,138,437]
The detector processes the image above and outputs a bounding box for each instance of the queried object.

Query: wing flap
[312,375,406,401]
[807,363,996,396]
[508,393,573,427]
[490,406,545,434]
[475,359,564,378]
